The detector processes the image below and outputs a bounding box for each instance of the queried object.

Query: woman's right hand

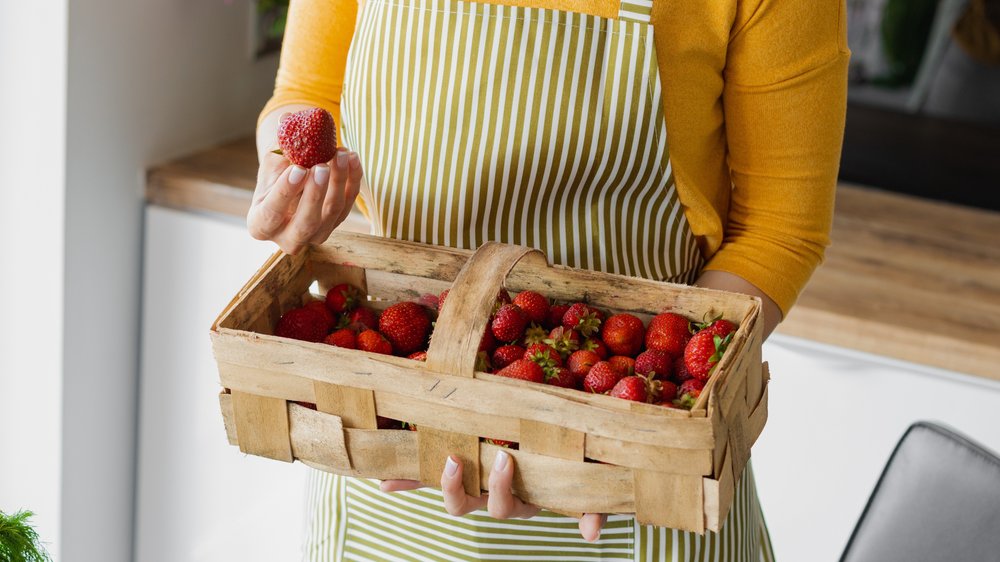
[247,146,362,255]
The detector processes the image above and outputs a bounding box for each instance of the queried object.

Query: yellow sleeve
[702,0,850,316]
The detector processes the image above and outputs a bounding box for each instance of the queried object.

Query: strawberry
[323,328,357,349]
[274,107,337,168]
[657,400,679,409]
[292,401,318,410]
[496,359,545,383]
[704,319,737,338]
[438,289,450,311]
[582,337,609,360]
[357,329,392,355]
[672,355,694,384]
[407,350,428,361]
[479,326,498,354]
[522,324,548,346]
[484,438,517,449]
[583,361,622,394]
[379,302,432,355]
[601,313,645,357]
[567,349,600,379]
[684,330,733,381]
[377,416,403,429]
[492,303,528,343]
[645,312,692,358]
[607,356,635,377]
[655,380,679,402]
[492,344,527,370]
[325,283,362,314]
[634,349,672,379]
[546,303,571,330]
[546,366,577,389]
[345,306,379,332]
[304,300,335,327]
[525,343,562,368]
[562,303,603,337]
[544,326,581,358]
[275,306,331,342]
[609,375,649,402]
[676,378,706,409]
[512,291,549,324]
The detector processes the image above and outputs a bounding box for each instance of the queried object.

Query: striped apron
[306,0,777,558]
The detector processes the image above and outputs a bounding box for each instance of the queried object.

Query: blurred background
[0,0,997,560]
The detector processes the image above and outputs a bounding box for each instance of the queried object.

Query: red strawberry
[655,380,679,402]
[672,355,694,385]
[325,283,362,314]
[610,375,649,402]
[496,359,545,383]
[546,366,577,389]
[582,337,609,359]
[607,356,636,377]
[525,343,562,368]
[583,361,622,394]
[379,302,432,355]
[438,289,450,311]
[546,303,571,330]
[357,329,392,355]
[523,324,548,346]
[377,416,403,429]
[492,304,528,343]
[657,400,679,409]
[345,306,379,332]
[562,303,603,337]
[479,326,498,354]
[484,438,517,449]
[634,349,672,378]
[676,378,706,409]
[512,291,549,324]
[275,306,331,342]
[601,313,645,357]
[684,330,733,381]
[323,328,357,349]
[544,326,581,358]
[304,300,335,327]
[567,350,600,379]
[407,350,428,361]
[492,344,527,370]
[704,319,737,338]
[645,312,692,358]
[274,107,337,168]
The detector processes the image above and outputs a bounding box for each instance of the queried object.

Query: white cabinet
[136,206,309,562]
[753,335,1000,561]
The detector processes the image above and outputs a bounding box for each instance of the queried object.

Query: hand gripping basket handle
[418,241,547,496]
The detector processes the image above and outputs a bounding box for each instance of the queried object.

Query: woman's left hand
[380,450,609,541]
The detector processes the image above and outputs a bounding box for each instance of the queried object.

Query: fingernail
[494,450,508,471]
[444,456,458,478]
[314,165,330,185]
[337,151,349,169]
[349,152,360,169]
[289,166,306,185]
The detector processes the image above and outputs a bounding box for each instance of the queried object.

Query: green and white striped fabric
[321,0,779,558]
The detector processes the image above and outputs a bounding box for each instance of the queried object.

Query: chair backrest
[841,421,1000,562]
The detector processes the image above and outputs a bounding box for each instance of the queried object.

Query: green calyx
[574,313,602,338]
[523,324,548,346]
[708,333,733,364]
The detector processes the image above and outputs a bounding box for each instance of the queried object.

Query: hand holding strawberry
[248,106,364,255]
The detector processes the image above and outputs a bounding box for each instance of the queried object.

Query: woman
[248,0,849,558]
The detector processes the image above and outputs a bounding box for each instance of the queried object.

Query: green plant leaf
[0,510,52,562]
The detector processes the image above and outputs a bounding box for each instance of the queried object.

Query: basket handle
[425,242,547,377]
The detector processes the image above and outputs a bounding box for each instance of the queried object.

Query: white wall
[0,1,68,559]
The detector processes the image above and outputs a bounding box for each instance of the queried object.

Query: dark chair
[840,421,1000,562]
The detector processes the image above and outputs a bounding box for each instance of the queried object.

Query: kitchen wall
[2,1,278,559]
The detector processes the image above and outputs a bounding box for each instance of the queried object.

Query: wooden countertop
[147,136,1000,381]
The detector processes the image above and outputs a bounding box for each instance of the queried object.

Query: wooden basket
[210,232,769,533]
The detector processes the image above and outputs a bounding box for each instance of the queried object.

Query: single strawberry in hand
[492,344,527,370]
[492,304,528,343]
[275,306,332,342]
[645,312,692,358]
[684,330,733,381]
[274,107,337,168]
[609,375,650,402]
[583,361,622,394]
[325,283,362,314]
[496,359,546,383]
[323,328,357,349]
[601,313,645,357]
[512,291,550,324]
[567,349,600,379]
[562,303,603,337]
[378,302,432,355]
[357,329,392,355]
[634,349,672,379]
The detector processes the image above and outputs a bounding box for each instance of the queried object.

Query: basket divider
[231,391,293,463]
[314,381,378,430]
[634,470,705,533]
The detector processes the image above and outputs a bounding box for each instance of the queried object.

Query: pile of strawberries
[274,283,737,411]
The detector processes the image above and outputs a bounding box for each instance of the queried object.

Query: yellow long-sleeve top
[261,0,849,315]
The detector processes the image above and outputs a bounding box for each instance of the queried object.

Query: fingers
[334,151,364,227]
[380,479,426,493]
[487,450,540,520]
[578,513,609,542]
[279,164,330,254]
[247,165,307,241]
[440,456,487,516]
[309,149,361,244]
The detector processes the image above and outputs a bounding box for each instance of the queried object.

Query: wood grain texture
[149,138,999,379]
